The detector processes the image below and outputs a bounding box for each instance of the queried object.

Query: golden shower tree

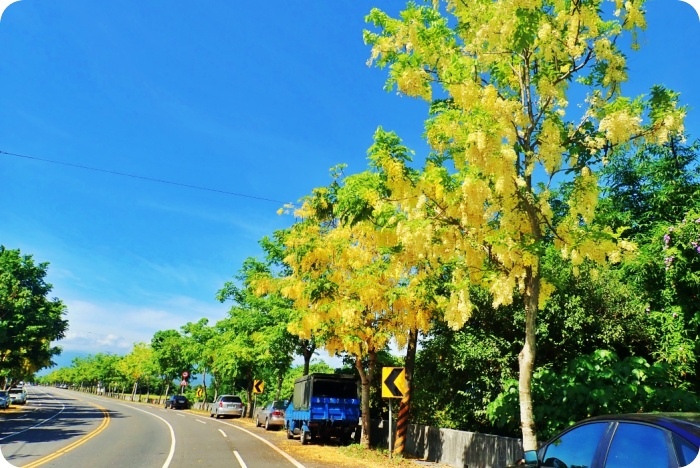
[364,0,685,450]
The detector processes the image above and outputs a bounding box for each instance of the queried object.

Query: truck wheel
[286,425,294,439]
[300,429,308,445]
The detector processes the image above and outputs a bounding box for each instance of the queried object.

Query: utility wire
[0,149,291,205]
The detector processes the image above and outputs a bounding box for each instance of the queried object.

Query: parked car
[210,395,244,418]
[8,387,27,405]
[0,391,9,410]
[254,400,288,430]
[164,395,189,409]
[521,413,700,467]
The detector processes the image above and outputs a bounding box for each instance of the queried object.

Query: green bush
[487,349,700,440]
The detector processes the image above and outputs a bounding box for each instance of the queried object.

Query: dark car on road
[521,413,700,467]
[165,395,189,409]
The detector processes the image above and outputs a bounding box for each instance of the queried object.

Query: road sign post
[382,367,407,459]
[389,399,393,458]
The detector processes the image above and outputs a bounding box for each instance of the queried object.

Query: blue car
[522,413,700,467]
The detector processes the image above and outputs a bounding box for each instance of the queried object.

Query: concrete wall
[370,419,523,468]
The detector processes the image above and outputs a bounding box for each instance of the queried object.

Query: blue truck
[285,373,360,445]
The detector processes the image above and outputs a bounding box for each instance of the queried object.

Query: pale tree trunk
[355,350,377,449]
[519,267,540,451]
[246,370,254,417]
[394,328,417,455]
[276,373,283,400]
[300,339,315,376]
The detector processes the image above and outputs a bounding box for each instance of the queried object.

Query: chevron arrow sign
[382,367,407,398]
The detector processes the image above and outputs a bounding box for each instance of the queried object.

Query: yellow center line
[23,403,111,468]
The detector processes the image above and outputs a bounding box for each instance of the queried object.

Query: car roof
[569,413,700,444]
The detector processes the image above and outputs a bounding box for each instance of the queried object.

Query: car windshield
[9,389,24,394]
[221,396,241,403]
[272,400,288,409]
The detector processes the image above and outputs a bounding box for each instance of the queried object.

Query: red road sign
[182,371,189,379]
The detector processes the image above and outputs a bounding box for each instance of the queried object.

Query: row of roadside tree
[30,0,700,456]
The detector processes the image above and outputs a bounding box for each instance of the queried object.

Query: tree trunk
[276,373,283,400]
[519,267,540,451]
[355,350,377,449]
[301,339,316,376]
[202,368,208,403]
[246,370,254,417]
[394,328,417,455]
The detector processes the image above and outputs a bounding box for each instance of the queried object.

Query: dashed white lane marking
[233,450,248,468]
[218,429,227,438]
[215,420,305,468]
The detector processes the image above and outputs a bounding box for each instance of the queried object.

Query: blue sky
[0,0,699,370]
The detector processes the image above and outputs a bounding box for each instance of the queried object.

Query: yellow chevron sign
[382,367,407,398]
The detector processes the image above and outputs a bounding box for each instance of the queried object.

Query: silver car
[254,400,288,430]
[8,387,27,405]
[210,395,244,418]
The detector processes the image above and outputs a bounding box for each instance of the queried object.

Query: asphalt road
[0,386,308,468]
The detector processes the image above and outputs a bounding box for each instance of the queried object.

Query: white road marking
[196,419,206,424]
[0,387,66,442]
[176,413,185,417]
[219,429,227,437]
[233,450,248,468]
[113,402,177,468]
[217,421,305,468]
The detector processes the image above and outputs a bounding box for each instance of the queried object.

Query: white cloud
[57,296,229,355]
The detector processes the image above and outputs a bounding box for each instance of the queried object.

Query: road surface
[0,386,310,468]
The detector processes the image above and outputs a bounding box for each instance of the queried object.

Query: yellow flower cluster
[598,110,642,145]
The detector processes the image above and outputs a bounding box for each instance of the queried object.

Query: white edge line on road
[196,419,206,424]
[0,388,66,442]
[218,422,305,468]
[218,429,227,438]
[115,403,176,468]
[233,450,248,468]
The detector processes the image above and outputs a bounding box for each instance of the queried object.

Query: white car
[8,387,27,405]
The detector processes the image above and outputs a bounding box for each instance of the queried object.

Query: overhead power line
[0,149,291,205]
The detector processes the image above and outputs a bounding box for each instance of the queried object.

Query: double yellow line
[24,403,110,468]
